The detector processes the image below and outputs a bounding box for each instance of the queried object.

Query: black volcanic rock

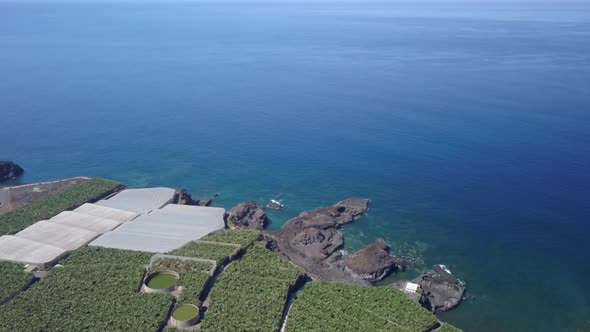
[227,201,267,230]
[290,227,344,259]
[344,238,406,281]
[0,161,24,182]
[175,189,199,205]
[197,198,212,206]
[175,189,213,207]
[266,198,370,282]
[416,265,465,312]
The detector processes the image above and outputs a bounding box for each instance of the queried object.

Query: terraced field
[168,241,240,264]
[201,244,304,331]
[200,229,260,247]
[0,261,34,303]
[0,246,171,331]
[286,281,461,332]
[437,323,463,332]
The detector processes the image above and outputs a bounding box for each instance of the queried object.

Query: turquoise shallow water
[1,1,590,331]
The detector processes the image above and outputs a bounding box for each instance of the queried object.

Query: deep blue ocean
[1,1,589,331]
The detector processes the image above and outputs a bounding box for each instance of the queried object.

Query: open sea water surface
[1,1,589,331]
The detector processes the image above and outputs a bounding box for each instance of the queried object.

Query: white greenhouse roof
[74,203,139,223]
[90,204,225,253]
[95,187,176,214]
[49,211,121,234]
[15,221,99,252]
[0,236,66,267]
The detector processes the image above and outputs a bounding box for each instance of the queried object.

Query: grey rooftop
[95,187,176,214]
[74,203,139,223]
[90,204,225,253]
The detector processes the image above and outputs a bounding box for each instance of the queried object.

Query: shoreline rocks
[266,198,373,283]
[0,161,24,183]
[174,189,213,207]
[415,265,465,312]
[226,201,267,230]
[344,238,407,281]
[391,265,465,312]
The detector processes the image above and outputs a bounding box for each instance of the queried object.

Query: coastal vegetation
[286,281,442,332]
[0,246,171,331]
[200,244,304,331]
[200,229,260,247]
[168,241,239,264]
[0,178,121,236]
[437,323,463,332]
[0,262,34,303]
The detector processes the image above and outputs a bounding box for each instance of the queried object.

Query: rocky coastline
[0,161,24,183]
[119,183,467,314]
[224,196,466,312]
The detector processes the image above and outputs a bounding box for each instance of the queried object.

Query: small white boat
[266,199,284,209]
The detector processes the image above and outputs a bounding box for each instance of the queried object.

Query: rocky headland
[391,264,465,312]
[0,161,24,183]
[416,265,465,312]
[260,197,465,312]
[174,189,213,206]
[264,198,407,283]
[344,238,407,281]
[226,201,267,230]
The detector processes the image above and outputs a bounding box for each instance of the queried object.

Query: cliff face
[0,161,24,182]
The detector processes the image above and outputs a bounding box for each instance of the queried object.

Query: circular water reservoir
[171,304,200,328]
[144,270,179,293]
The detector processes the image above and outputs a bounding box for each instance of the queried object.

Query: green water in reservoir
[146,273,178,289]
[172,305,199,321]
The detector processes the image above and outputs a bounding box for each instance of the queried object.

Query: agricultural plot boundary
[0,262,37,305]
[0,246,172,331]
[284,281,463,332]
[0,178,123,236]
[200,244,305,331]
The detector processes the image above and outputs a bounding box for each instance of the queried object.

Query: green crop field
[286,281,440,332]
[200,244,304,331]
[0,246,171,331]
[437,323,463,332]
[0,262,34,303]
[0,178,121,236]
[201,229,260,247]
[168,241,239,263]
[150,258,212,306]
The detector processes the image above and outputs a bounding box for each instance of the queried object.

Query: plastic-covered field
[74,203,138,223]
[90,204,225,253]
[0,204,130,266]
[49,211,121,234]
[15,221,98,251]
[0,236,66,266]
[95,188,176,214]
